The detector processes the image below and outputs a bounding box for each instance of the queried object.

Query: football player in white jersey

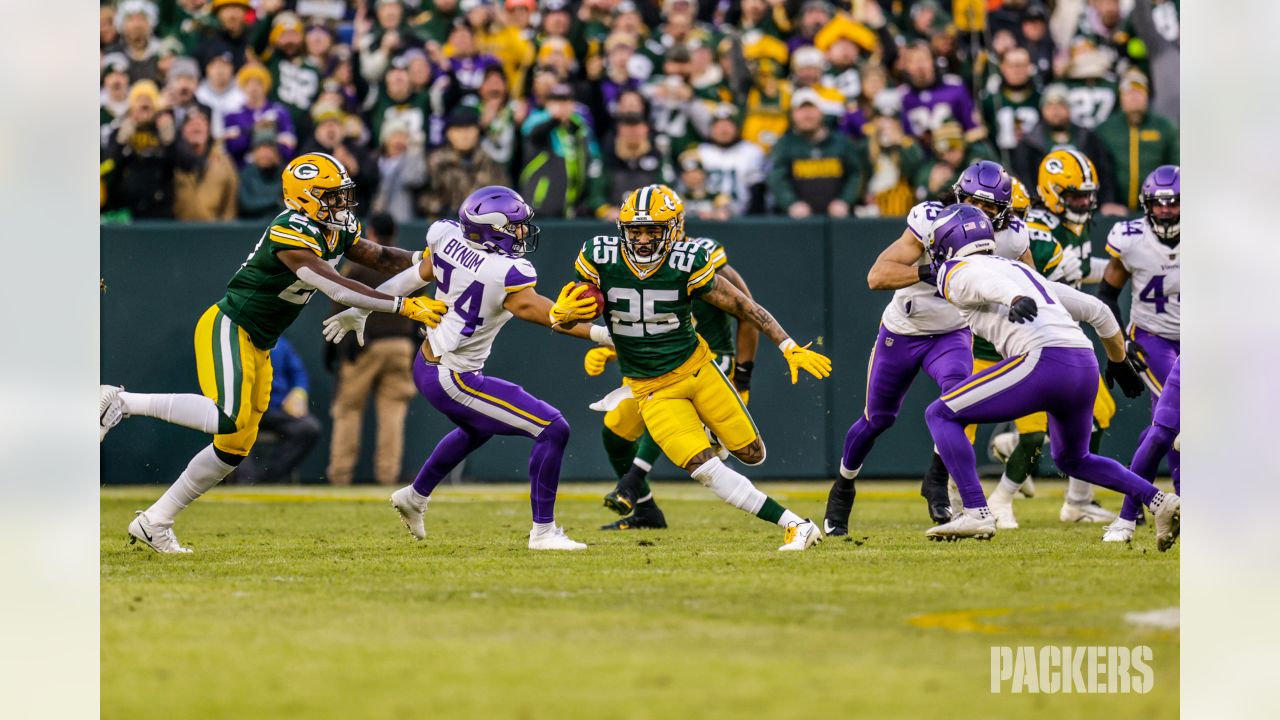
[1098,165,1181,542]
[823,161,1032,535]
[323,187,613,550]
[921,204,1180,549]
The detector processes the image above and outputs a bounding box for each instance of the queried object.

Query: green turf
[101,481,1178,719]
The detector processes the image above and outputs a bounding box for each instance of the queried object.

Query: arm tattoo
[704,278,788,345]
[347,241,415,275]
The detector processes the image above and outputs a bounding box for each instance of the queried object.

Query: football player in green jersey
[553,184,831,551]
[101,152,447,553]
[583,228,760,531]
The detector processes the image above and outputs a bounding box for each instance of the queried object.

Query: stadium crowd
[99,0,1179,224]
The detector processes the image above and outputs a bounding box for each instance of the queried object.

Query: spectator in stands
[237,129,285,219]
[223,64,296,167]
[195,51,245,139]
[372,117,428,223]
[367,58,429,148]
[1095,69,1179,212]
[980,47,1041,153]
[101,55,133,145]
[1019,3,1055,81]
[416,0,461,46]
[676,149,732,221]
[358,0,425,84]
[191,0,254,70]
[520,83,602,217]
[597,112,671,218]
[263,12,325,137]
[1130,0,1179,124]
[476,66,524,172]
[173,106,238,221]
[1059,41,1116,130]
[858,110,926,217]
[789,0,833,52]
[422,106,509,218]
[789,46,844,118]
[326,213,420,487]
[1010,83,1112,192]
[820,35,863,104]
[233,337,322,485]
[695,104,767,216]
[915,120,997,203]
[899,41,983,145]
[106,0,163,85]
[304,23,336,70]
[162,57,204,129]
[768,88,861,218]
[300,105,379,212]
[741,57,791,153]
[101,4,120,48]
[104,80,176,219]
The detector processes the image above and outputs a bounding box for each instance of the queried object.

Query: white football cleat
[528,525,588,551]
[986,489,1019,530]
[779,519,822,551]
[1102,518,1136,543]
[1018,477,1036,498]
[100,385,125,443]
[926,507,996,542]
[390,486,429,540]
[1060,500,1117,523]
[1150,492,1180,552]
[128,511,191,554]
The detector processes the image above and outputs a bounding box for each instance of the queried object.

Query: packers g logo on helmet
[618,185,685,276]
[1037,149,1098,225]
[282,152,358,233]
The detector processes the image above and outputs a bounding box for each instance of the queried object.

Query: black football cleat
[600,502,667,530]
[823,481,855,537]
[602,486,637,516]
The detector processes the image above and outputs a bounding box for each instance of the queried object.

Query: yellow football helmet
[1037,148,1099,225]
[282,152,358,231]
[1010,178,1031,220]
[618,184,684,273]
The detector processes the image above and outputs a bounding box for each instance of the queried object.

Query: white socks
[120,392,226,434]
[777,509,804,527]
[839,464,861,480]
[532,521,556,535]
[1065,476,1095,504]
[632,458,652,473]
[145,444,236,523]
[692,457,767,515]
[992,474,1020,499]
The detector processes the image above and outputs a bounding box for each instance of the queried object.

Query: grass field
[101,480,1178,719]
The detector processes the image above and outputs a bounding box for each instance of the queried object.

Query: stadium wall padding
[100,219,1151,484]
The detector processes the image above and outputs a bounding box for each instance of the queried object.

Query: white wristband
[778,338,797,353]
[589,324,614,347]
[411,250,424,265]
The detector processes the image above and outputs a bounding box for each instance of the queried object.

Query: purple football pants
[1120,355,1181,521]
[925,347,1161,510]
[841,325,974,473]
[411,354,568,524]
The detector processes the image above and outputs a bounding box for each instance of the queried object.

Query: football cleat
[1150,492,1180,552]
[100,385,125,443]
[822,518,849,537]
[920,473,952,524]
[1060,500,1118,523]
[529,525,588,551]
[390,486,430,540]
[925,507,996,542]
[1101,519,1136,543]
[128,511,191,554]
[823,482,855,537]
[602,486,637,516]
[600,502,667,530]
[779,519,822,551]
[986,489,1019,530]
[1018,477,1036,498]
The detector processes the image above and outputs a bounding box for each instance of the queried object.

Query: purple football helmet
[458,186,540,257]
[953,160,1014,229]
[1140,165,1180,243]
[928,204,996,267]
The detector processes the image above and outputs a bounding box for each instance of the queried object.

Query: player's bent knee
[539,416,571,447]
[731,439,767,466]
[865,412,898,434]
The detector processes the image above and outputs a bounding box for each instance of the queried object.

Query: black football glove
[733,361,754,393]
[1008,296,1038,323]
[917,265,938,286]
[1125,340,1150,375]
[1106,357,1147,399]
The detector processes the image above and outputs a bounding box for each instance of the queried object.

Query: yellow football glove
[398,296,448,328]
[780,339,833,384]
[549,282,598,326]
[584,346,617,376]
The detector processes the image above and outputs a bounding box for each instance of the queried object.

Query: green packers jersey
[575,236,718,379]
[972,232,1065,362]
[216,211,362,349]
[686,237,734,357]
[1027,208,1092,281]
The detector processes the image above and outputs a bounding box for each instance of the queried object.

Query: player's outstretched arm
[343,237,420,275]
[322,258,438,345]
[277,248,445,325]
[867,229,929,290]
[701,277,831,383]
[504,287,613,345]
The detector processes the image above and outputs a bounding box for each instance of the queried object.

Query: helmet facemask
[1142,194,1180,244]
[312,177,358,232]
[620,221,674,274]
[490,218,541,257]
[956,190,1012,231]
[1059,187,1097,225]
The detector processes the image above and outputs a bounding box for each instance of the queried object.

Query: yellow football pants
[633,360,759,468]
[194,304,274,456]
[967,355,1115,439]
[604,355,743,443]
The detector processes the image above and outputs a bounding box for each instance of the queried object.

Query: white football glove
[323,307,371,346]
[1048,245,1084,285]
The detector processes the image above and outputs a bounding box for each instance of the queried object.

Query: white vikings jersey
[880,202,1031,336]
[937,254,1120,359]
[697,141,767,215]
[422,220,537,373]
[1104,218,1181,340]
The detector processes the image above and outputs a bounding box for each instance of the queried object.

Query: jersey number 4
[1138,275,1170,314]
[608,288,679,337]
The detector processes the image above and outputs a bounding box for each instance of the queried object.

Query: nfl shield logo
[885,337,895,347]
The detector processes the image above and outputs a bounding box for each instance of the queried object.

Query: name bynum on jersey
[575,235,718,379]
